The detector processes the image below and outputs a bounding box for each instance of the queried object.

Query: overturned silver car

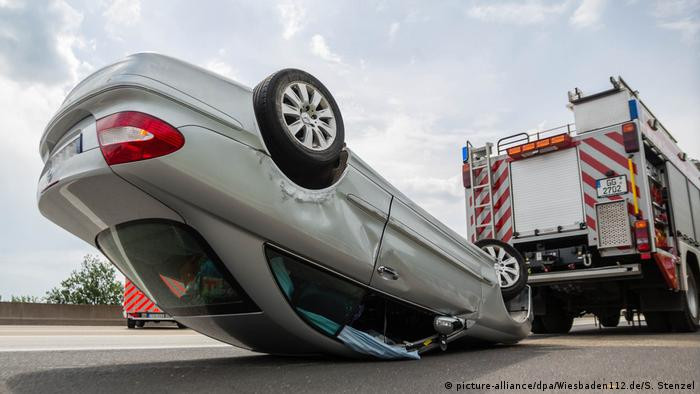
[37,53,531,359]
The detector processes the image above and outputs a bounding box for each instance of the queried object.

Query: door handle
[377,265,399,280]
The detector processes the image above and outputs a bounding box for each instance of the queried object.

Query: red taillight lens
[634,220,650,252]
[97,112,184,165]
[622,122,639,153]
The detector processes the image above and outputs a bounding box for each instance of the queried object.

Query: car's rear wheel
[253,68,345,189]
[474,239,527,301]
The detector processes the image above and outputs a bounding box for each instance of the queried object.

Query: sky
[0,0,698,298]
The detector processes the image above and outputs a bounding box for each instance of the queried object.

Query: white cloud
[102,0,141,40]
[278,0,306,40]
[388,21,400,41]
[653,0,700,43]
[659,18,700,42]
[0,0,89,85]
[570,0,606,29]
[466,1,570,25]
[310,34,342,63]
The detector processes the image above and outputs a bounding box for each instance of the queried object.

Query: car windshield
[97,220,258,316]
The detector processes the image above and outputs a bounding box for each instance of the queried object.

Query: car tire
[597,310,621,328]
[643,312,670,332]
[253,68,345,189]
[474,239,528,301]
[127,319,136,329]
[668,273,699,332]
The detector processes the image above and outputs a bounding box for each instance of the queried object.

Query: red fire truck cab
[463,77,700,333]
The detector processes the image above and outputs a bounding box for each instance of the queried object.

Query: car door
[371,198,489,315]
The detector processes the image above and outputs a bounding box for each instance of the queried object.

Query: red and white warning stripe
[468,158,513,242]
[577,129,644,253]
[124,279,162,313]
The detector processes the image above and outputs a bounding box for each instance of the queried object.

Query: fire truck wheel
[596,310,621,328]
[136,321,146,328]
[177,322,187,329]
[540,311,574,334]
[669,272,700,332]
[474,239,527,301]
[253,68,345,189]
[127,318,136,329]
[643,312,670,332]
[531,316,547,334]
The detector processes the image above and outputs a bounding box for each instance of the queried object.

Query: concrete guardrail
[0,302,123,326]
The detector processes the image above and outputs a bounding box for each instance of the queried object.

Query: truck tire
[540,312,574,334]
[474,239,528,301]
[253,68,345,189]
[531,316,547,334]
[596,310,620,328]
[669,273,699,332]
[643,312,670,332]
[127,318,136,329]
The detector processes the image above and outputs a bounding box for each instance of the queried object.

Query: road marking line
[523,338,700,348]
[0,344,232,353]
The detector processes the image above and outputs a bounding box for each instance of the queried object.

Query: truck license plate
[147,313,166,319]
[596,175,628,198]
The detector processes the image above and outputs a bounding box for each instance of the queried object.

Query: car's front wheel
[474,239,528,301]
[253,68,345,189]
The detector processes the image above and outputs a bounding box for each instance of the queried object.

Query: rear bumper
[528,263,641,285]
[127,316,175,321]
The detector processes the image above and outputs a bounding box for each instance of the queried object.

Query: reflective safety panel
[97,220,259,316]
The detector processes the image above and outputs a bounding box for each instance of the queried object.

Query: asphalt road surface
[1,319,698,394]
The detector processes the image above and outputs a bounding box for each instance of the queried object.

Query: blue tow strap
[337,325,420,360]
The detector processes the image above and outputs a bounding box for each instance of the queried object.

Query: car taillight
[634,220,650,252]
[622,122,639,153]
[97,112,184,165]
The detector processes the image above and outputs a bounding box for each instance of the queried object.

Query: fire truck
[124,279,183,329]
[462,77,700,333]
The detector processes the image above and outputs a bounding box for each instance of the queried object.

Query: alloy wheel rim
[280,81,337,151]
[484,245,520,288]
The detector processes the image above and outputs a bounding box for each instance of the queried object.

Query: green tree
[10,295,43,303]
[45,254,123,305]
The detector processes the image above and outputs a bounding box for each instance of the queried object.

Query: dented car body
[38,53,531,358]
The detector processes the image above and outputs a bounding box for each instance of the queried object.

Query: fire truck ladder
[467,142,495,240]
